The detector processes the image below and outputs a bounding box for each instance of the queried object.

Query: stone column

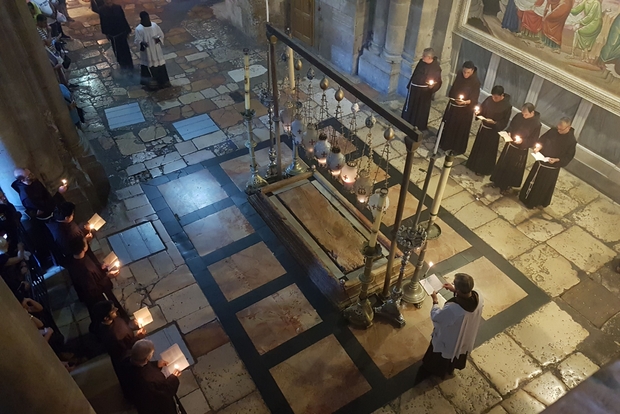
[359,0,412,93]
[398,0,441,95]
[0,0,109,211]
[0,280,96,414]
[369,0,390,55]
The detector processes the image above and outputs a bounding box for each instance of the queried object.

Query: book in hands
[499,131,512,142]
[87,213,106,231]
[420,274,444,296]
[531,152,549,162]
[133,307,153,328]
[476,115,487,121]
[160,344,189,378]
[102,251,120,269]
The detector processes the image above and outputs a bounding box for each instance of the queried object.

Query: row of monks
[402,48,577,209]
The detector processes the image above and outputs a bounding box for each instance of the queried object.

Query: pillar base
[358,51,402,94]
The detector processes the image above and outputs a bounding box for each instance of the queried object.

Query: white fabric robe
[430,294,484,361]
[134,23,165,67]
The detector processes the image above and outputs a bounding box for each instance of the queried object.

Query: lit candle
[265,0,269,22]
[458,94,464,100]
[2,234,7,240]
[428,79,435,86]
[474,106,480,114]
[535,143,542,151]
[61,179,67,186]
[113,260,120,269]
[137,318,143,328]
[424,261,434,278]
[243,49,251,111]
[174,364,179,370]
[514,135,522,144]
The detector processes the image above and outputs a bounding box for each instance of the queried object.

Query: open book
[420,274,444,296]
[531,152,549,162]
[498,131,512,142]
[160,344,189,378]
[133,307,153,328]
[87,213,106,231]
[102,252,119,269]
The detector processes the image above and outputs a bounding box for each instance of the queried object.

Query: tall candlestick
[265,0,269,22]
[433,121,445,154]
[244,49,251,111]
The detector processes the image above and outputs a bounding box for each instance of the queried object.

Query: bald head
[14,168,35,185]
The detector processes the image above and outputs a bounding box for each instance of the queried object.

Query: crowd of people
[402,49,578,209]
[1,168,183,413]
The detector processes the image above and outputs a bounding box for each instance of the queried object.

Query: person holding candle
[417,273,484,381]
[134,11,170,89]
[490,103,542,194]
[92,300,145,399]
[401,48,443,132]
[47,202,95,266]
[519,117,577,208]
[66,237,127,320]
[466,85,512,176]
[121,339,182,414]
[439,61,481,155]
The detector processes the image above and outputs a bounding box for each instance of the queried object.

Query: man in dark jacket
[47,202,92,265]
[121,339,181,414]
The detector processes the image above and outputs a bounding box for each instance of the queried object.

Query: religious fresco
[454,0,620,115]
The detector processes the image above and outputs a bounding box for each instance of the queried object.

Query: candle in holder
[243,50,251,111]
[424,261,434,278]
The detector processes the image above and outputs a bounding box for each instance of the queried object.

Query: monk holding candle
[402,48,443,132]
[490,103,542,194]
[439,61,481,155]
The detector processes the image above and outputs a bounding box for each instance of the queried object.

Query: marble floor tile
[487,405,509,414]
[511,244,579,297]
[177,306,217,334]
[148,251,176,278]
[454,200,499,229]
[570,198,620,243]
[516,216,566,243]
[237,284,321,354]
[441,190,477,215]
[423,218,472,265]
[471,333,542,394]
[350,298,435,378]
[179,389,211,414]
[449,163,502,205]
[184,206,254,256]
[475,218,536,260]
[438,363,502,414]
[185,320,229,358]
[396,381,457,414]
[561,279,620,328]
[489,196,540,225]
[546,226,616,274]
[567,182,600,205]
[555,169,585,192]
[523,372,567,405]
[128,258,158,286]
[194,343,256,411]
[443,257,527,319]
[425,175,463,201]
[501,390,546,414]
[149,265,196,301]
[507,302,589,365]
[156,283,212,322]
[382,184,421,227]
[220,146,293,191]
[543,190,581,220]
[177,370,200,398]
[216,391,270,414]
[270,335,371,414]
[208,242,286,301]
[557,352,599,388]
[158,169,228,216]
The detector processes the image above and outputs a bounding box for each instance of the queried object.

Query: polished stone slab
[105,102,145,129]
[173,113,220,140]
[546,226,616,274]
[270,335,371,414]
[184,206,254,256]
[108,222,165,265]
[158,169,228,217]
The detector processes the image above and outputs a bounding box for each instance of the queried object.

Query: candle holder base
[285,142,307,176]
[343,298,374,329]
[265,147,279,180]
[401,279,427,306]
[418,221,441,240]
[373,297,406,328]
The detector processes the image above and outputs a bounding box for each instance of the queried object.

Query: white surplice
[430,293,484,361]
[134,23,165,67]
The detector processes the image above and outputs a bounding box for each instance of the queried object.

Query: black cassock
[439,69,481,155]
[490,112,542,191]
[466,95,512,175]
[519,127,577,208]
[401,58,442,131]
[120,360,180,414]
[99,4,133,70]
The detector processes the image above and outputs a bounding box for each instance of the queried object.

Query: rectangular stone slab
[278,183,366,273]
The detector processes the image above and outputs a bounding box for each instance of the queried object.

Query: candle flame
[137,318,143,327]
[514,135,522,143]
[428,80,435,85]
[535,143,542,149]
[458,95,464,100]
[474,106,480,113]
[61,179,67,185]
[174,364,179,370]
[114,260,120,268]
[428,262,434,267]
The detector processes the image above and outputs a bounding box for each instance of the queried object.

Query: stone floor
[53,0,620,413]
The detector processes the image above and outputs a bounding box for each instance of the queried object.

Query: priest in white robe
[419,273,484,380]
[134,12,170,89]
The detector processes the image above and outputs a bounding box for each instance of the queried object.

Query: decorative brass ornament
[384,127,395,141]
[335,87,344,102]
[294,59,303,71]
[319,77,329,91]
